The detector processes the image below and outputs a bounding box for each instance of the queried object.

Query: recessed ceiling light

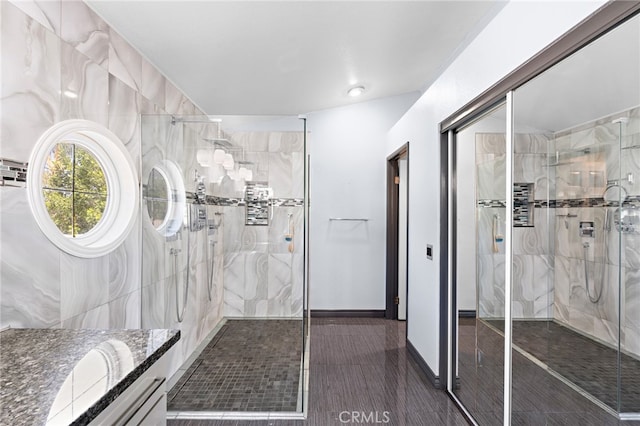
[347,85,365,97]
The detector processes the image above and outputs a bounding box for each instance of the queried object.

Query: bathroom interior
[453,12,640,423]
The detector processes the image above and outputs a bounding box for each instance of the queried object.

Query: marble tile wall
[140,114,225,377]
[1,0,216,377]
[221,131,305,318]
[552,107,640,356]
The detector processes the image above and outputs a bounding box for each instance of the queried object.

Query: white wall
[386,0,607,375]
[308,92,420,310]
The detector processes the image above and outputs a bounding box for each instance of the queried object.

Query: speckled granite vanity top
[0,328,180,425]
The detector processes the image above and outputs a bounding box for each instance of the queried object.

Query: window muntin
[42,143,108,237]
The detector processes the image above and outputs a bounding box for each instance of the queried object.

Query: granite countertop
[0,328,180,426]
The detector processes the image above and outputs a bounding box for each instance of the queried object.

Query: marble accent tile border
[478,195,640,209]
[183,192,304,207]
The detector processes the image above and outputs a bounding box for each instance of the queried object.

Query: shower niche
[513,182,534,227]
[245,181,271,226]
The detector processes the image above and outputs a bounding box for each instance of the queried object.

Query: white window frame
[27,119,139,258]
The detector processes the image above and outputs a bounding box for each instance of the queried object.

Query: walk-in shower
[140,114,309,418]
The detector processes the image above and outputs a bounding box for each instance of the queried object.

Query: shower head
[602,183,628,204]
[202,138,233,148]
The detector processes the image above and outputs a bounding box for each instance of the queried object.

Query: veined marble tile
[8,0,61,34]
[60,253,109,322]
[1,1,61,162]
[60,0,109,69]
[108,28,142,92]
[231,132,270,152]
[224,288,244,317]
[109,216,141,301]
[477,254,505,318]
[554,255,572,310]
[141,281,165,329]
[244,252,268,302]
[625,268,640,329]
[141,220,166,286]
[596,263,621,324]
[61,303,109,329]
[269,131,304,153]
[241,224,269,253]
[513,133,552,154]
[269,152,293,198]
[475,133,506,156]
[223,252,245,313]
[164,80,182,115]
[108,74,140,173]
[222,207,243,255]
[476,155,506,201]
[0,188,60,328]
[512,209,552,256]
[268,254,293,316]
[108,290,141,329]
[624,232,640,270]
[533,256,554,318]
[60,42,109,126]
[141,58,166,110]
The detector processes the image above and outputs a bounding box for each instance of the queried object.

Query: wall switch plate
[426,244,433,260]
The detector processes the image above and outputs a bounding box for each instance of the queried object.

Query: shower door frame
[439,2,640,424]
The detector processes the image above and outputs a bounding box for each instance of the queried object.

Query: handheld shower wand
[493,214,504,253]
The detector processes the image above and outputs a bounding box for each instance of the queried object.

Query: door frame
[386,143,409,320]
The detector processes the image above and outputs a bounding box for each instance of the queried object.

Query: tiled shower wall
[0,0,222,374]
[220,132,305,318]
[476,132,555,319]
[475,106,640,356]
[553,107,640,355]
[140,115,225,377]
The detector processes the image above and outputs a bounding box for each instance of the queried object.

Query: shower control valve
[579,221,595,238]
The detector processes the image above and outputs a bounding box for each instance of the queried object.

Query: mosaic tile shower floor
[167,320,303,412]
[486,319,640,413]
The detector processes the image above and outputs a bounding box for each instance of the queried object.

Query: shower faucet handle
[579,221,595,238]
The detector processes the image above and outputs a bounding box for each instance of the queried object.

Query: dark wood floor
[168,317,468,425]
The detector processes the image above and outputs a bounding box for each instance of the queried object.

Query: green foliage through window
[42,143,107,237]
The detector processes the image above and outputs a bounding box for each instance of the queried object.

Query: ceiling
[87,1,505,116]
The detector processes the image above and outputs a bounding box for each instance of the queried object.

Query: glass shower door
[453,104,507,425]
[509,12,640,420]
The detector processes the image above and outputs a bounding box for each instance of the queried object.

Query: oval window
[27,120,139,258]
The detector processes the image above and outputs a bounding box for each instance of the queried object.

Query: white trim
[27,119,139,258]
